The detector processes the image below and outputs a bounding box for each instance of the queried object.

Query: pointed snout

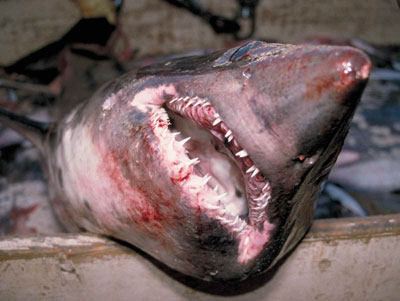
[302,46,371,104]
[274,46,371,158]
[213,43,371,186]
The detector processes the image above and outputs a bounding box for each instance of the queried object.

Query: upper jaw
[179,43,371,181]
[165,43,371,201]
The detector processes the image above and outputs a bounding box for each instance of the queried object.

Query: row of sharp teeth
[150,101,240,229]
[163,129,230,202]
[213,113,261,180]
[216,215,248,233]
[169,97,262,178]
[170,96,211,108]
[166,95,272,229]
[215,112,261,178]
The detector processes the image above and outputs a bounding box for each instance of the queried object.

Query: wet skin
[0,41,370,281]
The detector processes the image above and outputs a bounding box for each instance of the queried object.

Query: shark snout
[212,44,371,189]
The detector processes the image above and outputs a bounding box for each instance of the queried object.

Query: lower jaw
[147,96,276,264]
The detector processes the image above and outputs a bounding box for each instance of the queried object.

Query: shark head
[42,41,370,281]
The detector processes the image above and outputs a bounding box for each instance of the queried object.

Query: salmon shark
[0,41,370,281]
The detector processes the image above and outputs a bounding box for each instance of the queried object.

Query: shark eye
[214,41,283,67]
[230,41,289,63]
[230,41,265,62]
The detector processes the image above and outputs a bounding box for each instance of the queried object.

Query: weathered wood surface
[1,214,399,300]
[1,0,400,65]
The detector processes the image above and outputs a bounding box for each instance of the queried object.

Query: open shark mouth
[131,89,276,264]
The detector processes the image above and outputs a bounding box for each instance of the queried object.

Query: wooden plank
[309,214,400,239]
[1,0,399,65]
[1,214,399,300]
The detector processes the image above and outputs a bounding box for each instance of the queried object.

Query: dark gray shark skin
[0,41,370,281]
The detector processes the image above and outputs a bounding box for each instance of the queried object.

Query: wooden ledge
[1,214,399,300]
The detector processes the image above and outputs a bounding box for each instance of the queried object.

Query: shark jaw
[129,85,277,265]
